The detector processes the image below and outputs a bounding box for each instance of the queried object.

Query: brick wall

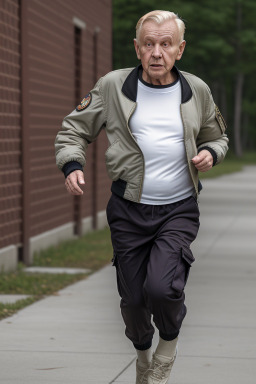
[0,0,22,250]
[26,0,112,237]
[0,0,112,267]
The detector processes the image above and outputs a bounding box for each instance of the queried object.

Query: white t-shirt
[129,78,194,204]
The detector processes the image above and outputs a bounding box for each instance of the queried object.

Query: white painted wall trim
[82,216,93,235]
[1,210,108,268]
[97,210,108,230]
[0,245,18,272]
[29,222,76,263]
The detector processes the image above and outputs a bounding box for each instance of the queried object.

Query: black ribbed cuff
[133,340,152,351]
[198,146,218,166]
[62,161,83,178]
[159,330,180,341]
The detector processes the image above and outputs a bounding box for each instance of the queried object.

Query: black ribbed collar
[121,64,192,104]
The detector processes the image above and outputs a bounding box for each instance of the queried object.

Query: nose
[152,44,162,58]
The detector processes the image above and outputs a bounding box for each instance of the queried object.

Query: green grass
[0,269,88,295]
[33,227,113,269]
[1,152,255,320]
[0,228,113,320]
[0,297,39,320]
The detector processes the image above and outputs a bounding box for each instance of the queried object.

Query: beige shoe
[148,352,176,384]
[136,360,151,384]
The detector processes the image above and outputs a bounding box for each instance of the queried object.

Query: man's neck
[142,69,177,86]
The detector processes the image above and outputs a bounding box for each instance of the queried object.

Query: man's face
[134,20,186,85]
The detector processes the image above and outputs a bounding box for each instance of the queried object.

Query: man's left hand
[191,150,213,172]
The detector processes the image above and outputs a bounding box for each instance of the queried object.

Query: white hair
[135,10,185,43]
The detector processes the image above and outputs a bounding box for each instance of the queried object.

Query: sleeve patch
[76,93,92,112]
[215,105,227,133]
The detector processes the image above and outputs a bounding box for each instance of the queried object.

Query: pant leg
[106,193,155,349]
[144,196,200,340]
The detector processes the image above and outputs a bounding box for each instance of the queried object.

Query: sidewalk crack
[109,356,136,383]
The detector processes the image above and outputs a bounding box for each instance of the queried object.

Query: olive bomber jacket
[55,65,229,203]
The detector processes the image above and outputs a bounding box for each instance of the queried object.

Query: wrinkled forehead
[139,19,180,42]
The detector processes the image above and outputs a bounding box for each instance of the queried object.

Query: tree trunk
[220,81,228,123]
[242,113,249,149]
[233,0,243,158]
[212,81,219,106]
[234,72,244,157]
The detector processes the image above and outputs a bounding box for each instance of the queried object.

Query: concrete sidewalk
[0,166,256,384]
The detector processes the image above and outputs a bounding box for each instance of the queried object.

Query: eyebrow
[144,35,173,41]
[143,34,173,42]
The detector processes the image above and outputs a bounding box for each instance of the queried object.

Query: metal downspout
[20,0,31,264]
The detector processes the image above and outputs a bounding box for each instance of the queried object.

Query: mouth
[150,64,163,67]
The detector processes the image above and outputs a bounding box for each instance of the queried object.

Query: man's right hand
[65,170,85,195]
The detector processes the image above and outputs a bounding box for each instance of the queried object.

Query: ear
[176,40,186,61]
[134,38,141,60]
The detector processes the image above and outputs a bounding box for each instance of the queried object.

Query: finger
[193,152,208,163]
[198,158,210,168]
[198,165,208,172]
[65,178,77,195]
[199,167,211,173]
[193,150,213,172]
[65,178,71,193]
[192,156,208,166]
[69,173,84,195]
[194,159,205,168]
[196,161,213,172]
[66,175,83,195]
[191,155,201,164]
[77,172,85,185]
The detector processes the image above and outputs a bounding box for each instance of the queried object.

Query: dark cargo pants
[106,193,200,350]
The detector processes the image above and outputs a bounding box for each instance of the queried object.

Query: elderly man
[55,10,228,384]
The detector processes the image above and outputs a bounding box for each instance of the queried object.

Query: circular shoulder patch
[76,93,92,112]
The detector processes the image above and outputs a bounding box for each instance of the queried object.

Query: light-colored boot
[136,360,151,384]
[147,352,176,384]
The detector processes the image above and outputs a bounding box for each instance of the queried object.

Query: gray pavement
[24,267,92,275]
[0,166,256,384]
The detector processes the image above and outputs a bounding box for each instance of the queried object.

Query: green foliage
[113,0,256,151]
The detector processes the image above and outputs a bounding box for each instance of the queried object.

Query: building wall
[0,0,112,270]
[0,0,22,255]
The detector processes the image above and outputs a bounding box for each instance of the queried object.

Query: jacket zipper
[180,104,198,195]
[126,103,145,202]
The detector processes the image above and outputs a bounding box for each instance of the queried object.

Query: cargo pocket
[111,253,117,266]
[112,253,130,299]
[112,253,121,297]
[171,247,195,293]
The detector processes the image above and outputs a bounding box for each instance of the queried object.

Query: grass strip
[32,227,113,269]
[0,228,113,320]
[0,297,40,320]
[0,272,90,320]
